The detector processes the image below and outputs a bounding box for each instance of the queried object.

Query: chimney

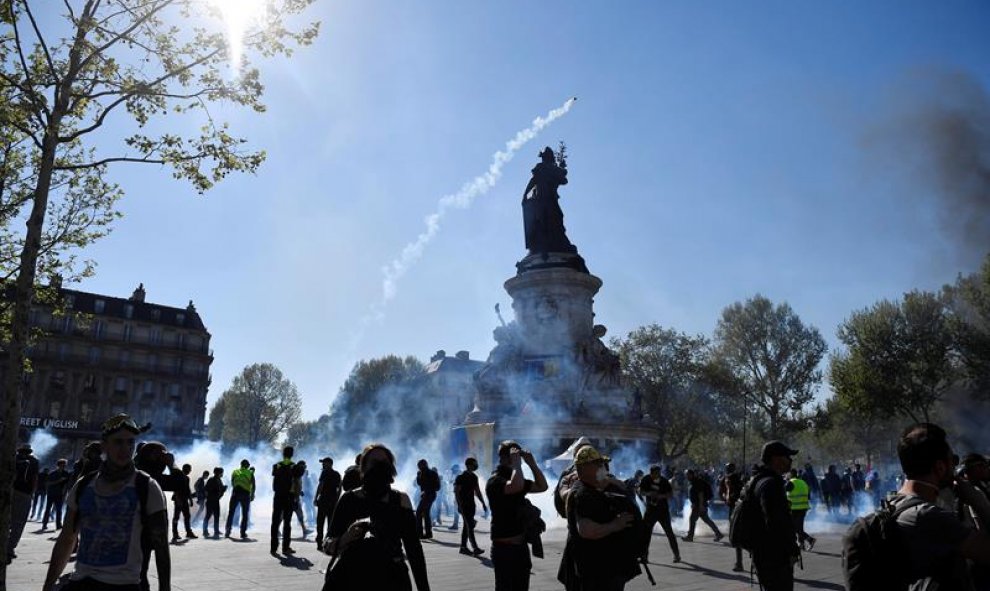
[455,351,470,361]
[431,350,446,363]
[130,283,146,303]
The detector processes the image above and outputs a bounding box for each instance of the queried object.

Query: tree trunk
[0,126,61,588]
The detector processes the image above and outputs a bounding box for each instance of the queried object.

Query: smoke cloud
[866,69,990,270]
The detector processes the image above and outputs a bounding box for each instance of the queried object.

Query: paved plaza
[9,515,847,591]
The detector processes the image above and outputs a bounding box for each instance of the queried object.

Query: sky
[57,1,990,420]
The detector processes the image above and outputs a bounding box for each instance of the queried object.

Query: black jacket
[751,465,798,559]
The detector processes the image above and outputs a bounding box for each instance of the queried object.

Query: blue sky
[71,1,990,420]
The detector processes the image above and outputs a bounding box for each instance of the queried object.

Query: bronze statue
[522,146,577,255]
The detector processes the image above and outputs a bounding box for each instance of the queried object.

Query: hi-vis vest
[231,468,254,494]
[787,477,810,511]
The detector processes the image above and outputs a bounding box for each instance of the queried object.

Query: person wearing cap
[314,456,341,548]
[749,440,800,591]
[8,443,38,564]
[557,446,639,591]
[681,468,723,543]
[225,459,255,539]
[42,413,171,591]
[486,440,548,591]
[719,463,745,571]
[553,439,594,519]
[637,464,680,564]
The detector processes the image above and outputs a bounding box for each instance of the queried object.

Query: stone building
[5,282,213,457]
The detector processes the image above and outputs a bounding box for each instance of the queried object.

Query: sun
[207,0,268,69]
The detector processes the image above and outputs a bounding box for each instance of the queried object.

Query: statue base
[516,251,589,275]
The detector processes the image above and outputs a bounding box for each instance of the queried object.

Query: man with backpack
[415,459,441,539]
[843,423,990,591]
[8,443,39,564]
[271,445,297,555]
[42,413,171,591]
[731,441,800,591]
[682,469,723,542]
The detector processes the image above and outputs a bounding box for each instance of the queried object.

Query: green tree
[206,394,226,441]
[613,324,735,462]
[328,355,425,445]
[211,363,302,448]
[831,290,957,423]
[945,255,990,398]
[713,294,827,439]
[0,1,317,571]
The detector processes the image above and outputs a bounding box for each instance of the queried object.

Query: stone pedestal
[504,267,602,357]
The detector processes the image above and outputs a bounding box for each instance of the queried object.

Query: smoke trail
[350,97,577,347]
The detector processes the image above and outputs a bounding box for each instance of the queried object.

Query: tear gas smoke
[865,68,990,270]
[28,430,59,461]
[348,97,578,350]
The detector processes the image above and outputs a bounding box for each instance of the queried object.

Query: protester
[323,443,430,591]
[203,467,226,538]
[553,439,594,519]
[341,453,362,493]
[192,470,209,522]
[42,458,71,531]
[682,468,723,542]
[786,468,815,551]
[486,440,549,591]
[800,462,821,511]
[271,445,297,555]
[821,465,841,515]
[453,456,488,556]
[225,459,255,539]
[171,463,197,543]
[7,443,39,564]
[638,464,680,564]
[719,462,745,571]
[292,460,311,536]
[750,441,801,591]
[315,456,342,548]
[447,463,462,530]
[557,446,640,591]
[415,459,441,540]
[41,414,171,591]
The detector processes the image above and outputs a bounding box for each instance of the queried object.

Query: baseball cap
[320,457,333,464]
[574,446,609,466]
[761,441,799,462]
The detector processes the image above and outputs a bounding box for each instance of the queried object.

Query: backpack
[842,496,926,591]
[728,475,770,551]
[273,461,295,495]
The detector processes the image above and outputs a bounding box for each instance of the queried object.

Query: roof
[59,287,208,332]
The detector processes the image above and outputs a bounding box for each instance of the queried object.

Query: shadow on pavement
[795,578,844,590]
[277,555,314,570]
[669,561,752,584]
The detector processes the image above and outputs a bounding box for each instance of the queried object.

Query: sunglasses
[102,414,140,435]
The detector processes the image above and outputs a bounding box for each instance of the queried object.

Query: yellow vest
[788,477,810,511]
[231,468,254,494]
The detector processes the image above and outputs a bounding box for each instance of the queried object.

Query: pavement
[7,515,847,590]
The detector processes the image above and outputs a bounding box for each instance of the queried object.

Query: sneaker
[224,532,231,539]
[733,563,745,572]
[673,555,681,564]
[270,550,279,557]
[240,533,248,540]
[186,532,198,539]
[203,531,209,538]
[459,547,473,556]
[283,547,296,554]
[681,536,693,542]
[806,537,816,551]
[472,548,485,556]
[713,533,724,542]
[171,536,181,544]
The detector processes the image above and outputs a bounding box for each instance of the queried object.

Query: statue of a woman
[522,147,577,254]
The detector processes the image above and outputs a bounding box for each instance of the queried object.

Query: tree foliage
[831,290,957,423]
[613,324,736,462]
[210,363,302,448]
[945,255,990,399]
[713,294,827,439]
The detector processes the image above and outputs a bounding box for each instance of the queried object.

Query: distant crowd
[7,413,990,591]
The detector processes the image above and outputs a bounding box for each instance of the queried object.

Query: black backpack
[842,496,926,591]
[728,475,770,551]
[273,461,295,495]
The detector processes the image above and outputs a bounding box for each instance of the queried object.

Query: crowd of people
[8,413,990,591]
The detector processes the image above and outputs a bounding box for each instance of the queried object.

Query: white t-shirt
[66,471,167,585]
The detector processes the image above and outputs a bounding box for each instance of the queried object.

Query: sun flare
[208,0,268,69]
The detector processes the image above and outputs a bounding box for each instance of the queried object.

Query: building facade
[8,282,213,457]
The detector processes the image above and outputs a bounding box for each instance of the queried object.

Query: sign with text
[20,417,81,430]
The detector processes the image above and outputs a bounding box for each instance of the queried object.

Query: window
[51,371,65,389]
[80,401,95,423]
[88,346,101,364]
[151,309,161,322]
[150,328,162,345]
[114,376,128,393]
[167,383,181,398]
[144,380,155,395]
[178,333,187,350]
[94,299,105,314]
[124,304,134,319]
[62,315,74,334]
[92,320,105,339]
[83,373,97,392]
[57,343,69,361]
[148,354,158,371]
[65,294,75,309]
[123,324,133,342]
[119,350,130,367]
[176,313,185,326]
[49,401,61,418]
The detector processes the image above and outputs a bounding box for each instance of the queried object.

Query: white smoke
[350,97,578,348]
[29,430,59,461]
